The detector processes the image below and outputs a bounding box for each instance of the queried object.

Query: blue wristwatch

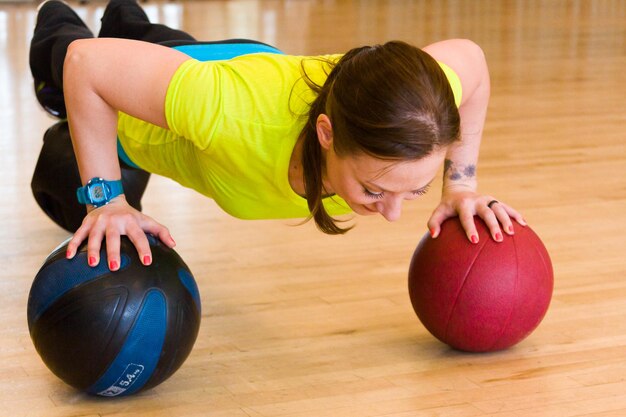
[76,177,124,208]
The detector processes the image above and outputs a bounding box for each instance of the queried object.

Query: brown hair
[300,40,461,234]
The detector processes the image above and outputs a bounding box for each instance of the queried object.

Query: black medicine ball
[27,234,201,397]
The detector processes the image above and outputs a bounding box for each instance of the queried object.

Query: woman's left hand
[426,185,526,243]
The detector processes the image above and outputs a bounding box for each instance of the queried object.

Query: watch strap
[76,178,124,207]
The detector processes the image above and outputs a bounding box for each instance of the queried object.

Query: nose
[375,195,403,222]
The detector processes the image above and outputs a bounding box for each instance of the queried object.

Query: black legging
[30,0,195,91]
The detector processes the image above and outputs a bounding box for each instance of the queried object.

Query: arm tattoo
[444,159,476,181]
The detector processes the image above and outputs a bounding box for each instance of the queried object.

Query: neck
[288,135,307,197]
[289,135,334,198]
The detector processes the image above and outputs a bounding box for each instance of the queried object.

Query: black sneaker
[34,80,66,119]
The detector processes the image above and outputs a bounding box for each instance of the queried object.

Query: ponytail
[299,47,369,234]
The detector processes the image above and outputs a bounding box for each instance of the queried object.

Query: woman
[30,0,524,271]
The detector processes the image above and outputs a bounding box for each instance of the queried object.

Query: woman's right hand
[65,195,176,271]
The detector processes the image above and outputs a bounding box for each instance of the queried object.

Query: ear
[316,114,333,151]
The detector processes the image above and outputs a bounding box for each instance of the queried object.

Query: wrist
[443,158,477,190]
[443,179,477,190]
[77,177,124,208]
[86,194,126,212]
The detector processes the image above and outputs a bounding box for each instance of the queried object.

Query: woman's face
[323,146,446,221]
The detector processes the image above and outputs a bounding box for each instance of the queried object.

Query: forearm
[64,40,122,186]
[443,106,484,192]
[422,39,490,193]
[63,38,188,211]
[443,51,490,192]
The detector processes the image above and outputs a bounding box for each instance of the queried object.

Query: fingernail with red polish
[88,256,97,267]
[143,255,151,266]
[66,250,72,259]
[429,228,435,238]
[471,235,479,244]
[110,260,119,271]
[496,232,503,241]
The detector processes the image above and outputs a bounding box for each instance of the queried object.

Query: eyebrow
[365,178,435,194]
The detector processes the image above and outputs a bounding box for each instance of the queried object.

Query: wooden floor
[1,0,626,415]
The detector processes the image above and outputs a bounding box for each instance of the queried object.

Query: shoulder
[422,39,488,107]
[226,52,341,77]
[422,39,486,72]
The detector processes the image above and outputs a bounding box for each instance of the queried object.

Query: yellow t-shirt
[117,53,462,220]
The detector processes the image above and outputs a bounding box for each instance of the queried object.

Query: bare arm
[64,38,191,269]
[64,38,189,182]
[423,39,488,193]
[423,39,525,242]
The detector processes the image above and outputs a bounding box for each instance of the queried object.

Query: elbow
[457,39,488,69]
[63,39,105,118]
[63,38,93,84]
[462,39,490,94]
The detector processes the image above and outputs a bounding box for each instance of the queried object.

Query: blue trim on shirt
[117,139,139,169]
[172,43,282,60]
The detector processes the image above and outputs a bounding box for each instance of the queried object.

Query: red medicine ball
[408,216,553,352]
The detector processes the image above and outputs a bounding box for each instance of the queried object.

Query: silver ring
[487,200,499,209]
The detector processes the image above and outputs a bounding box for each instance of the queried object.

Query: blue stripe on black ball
[27,234,201,397]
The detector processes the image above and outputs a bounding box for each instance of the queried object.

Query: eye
[363,188,384,199]
[411,184,431,197]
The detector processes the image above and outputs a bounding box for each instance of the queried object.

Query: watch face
[89,184,106,203]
